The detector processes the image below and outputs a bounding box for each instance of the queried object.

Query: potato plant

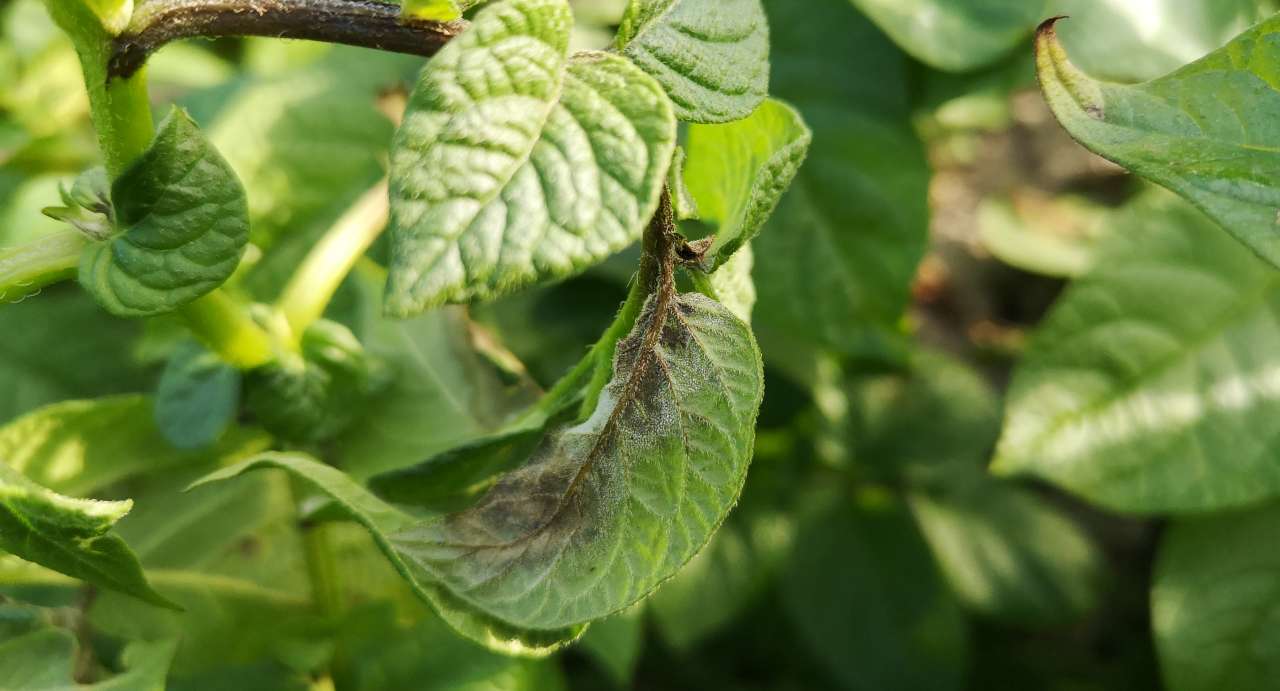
[1,0,1280,689]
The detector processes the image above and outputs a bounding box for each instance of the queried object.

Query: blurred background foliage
[3,0,1280,689]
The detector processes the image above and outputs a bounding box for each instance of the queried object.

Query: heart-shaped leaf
[386,0,677,315]
[80,107,249,316]
[1037,16,1280,268]
[616,0,770,123]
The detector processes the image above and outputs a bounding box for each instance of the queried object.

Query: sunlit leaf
[616,0,769,123]
[387,0,676,314]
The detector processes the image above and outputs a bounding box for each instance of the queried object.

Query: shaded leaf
[993,192,1280,514]
[80,108,249,316]
[616,0,769,123]
[578,606,643,687]
[386,0,676,314]
[910,478,1103,626]
[1153,503,1280,691]
[849,0,1042,72]
[0,629,177,690]
[783,493,968,691]
[754,0,928,359]
[155,341,241,450]
[1037,15,1280,268]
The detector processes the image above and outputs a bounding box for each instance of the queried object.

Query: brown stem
[638,188,678,299]
[109,0,465,80]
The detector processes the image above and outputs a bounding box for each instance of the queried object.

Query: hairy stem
[0,230,86,303]
[278,180,389,340]
[577,189,677,415]
[110,0,464,79]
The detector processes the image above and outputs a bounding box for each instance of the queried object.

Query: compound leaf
[682,98,811,268]
[0,463,176,608]
[616,0,770,123]
[1037,15,1280,269]
[80,107,249,317]
[386,0,676,315]
[993,192,1280,514]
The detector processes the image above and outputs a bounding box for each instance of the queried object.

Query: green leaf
[386,0,677,315]
[79,108,249,316]
[707,245,755,323]
[649,509,790,650]
[332,265,539,480]
[402,0,481,21]
[390,291,762,630]
[754,0,928,359]
[1051,0,1271,83]
[200,289,763,647]
[847,350,1000,484]
[1036,15,1280,269]
[615,0,769,123]
[1153,503,1280,691]
[191,452,585,656]
[909,478,1103,626]
[244,320,383,445]
[0,463,176,608]
[0,286,149,425]
[783,492,968,691]
[0,394,265,497]
[155,341,241,450]
[682,98,811,268]
[993,191,1280,514]
[578,606,643,687]
[0,629,177,690]
[848,0,1043,72]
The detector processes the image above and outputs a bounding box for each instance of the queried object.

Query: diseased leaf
[909,478,1103,626]
[1153,504,1280,691]
[386,0,677,314]
[155,341,241,450]
[754,0,928,359]
[1037,16,1280,268]
[192,452,588,657]
[849,0,1043,72]
[682,98,811,268]
[992,192,1280,514]
[80,108,249,316]
[198,289,763,647]
[615,0,769,123]
[0,463,176,608]
[391,291,762,630]
[783,493,968,691]
[0,394,265,496]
